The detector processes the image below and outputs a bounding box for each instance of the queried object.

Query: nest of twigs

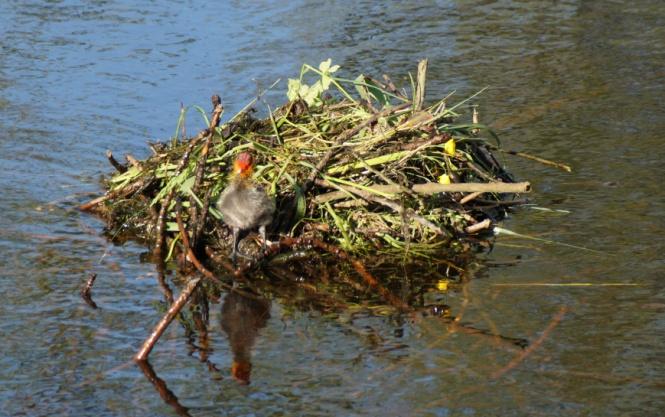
[81,59,532,301]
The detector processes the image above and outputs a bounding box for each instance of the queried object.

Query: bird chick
[216,152,275,261]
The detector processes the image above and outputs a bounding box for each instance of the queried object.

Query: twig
[80,273,98,309]
[465,218,492,234]
[459,191,483,205]
[498,148,572,173]
[175,201,233,289]
[105,150,127,173]
[125,154,141,168]
[413,58,428,111]
[78,178,150,212]
[153,96,224,260]
[491,306,568,379]
[189,95,224,239]
[134,275,202,361]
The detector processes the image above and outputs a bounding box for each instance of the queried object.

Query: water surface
[1,1,664,416]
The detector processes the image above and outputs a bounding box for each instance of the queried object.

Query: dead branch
[134,275,202,361]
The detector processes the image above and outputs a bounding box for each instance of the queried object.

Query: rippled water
[1,1,664,416]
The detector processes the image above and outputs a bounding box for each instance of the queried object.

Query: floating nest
[81,59,534,310]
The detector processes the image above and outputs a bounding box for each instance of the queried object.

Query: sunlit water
[1,1,664,416]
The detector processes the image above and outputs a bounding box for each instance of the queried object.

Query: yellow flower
[436,279,449,291]
[444,138,456,156]
[438,174,451,184]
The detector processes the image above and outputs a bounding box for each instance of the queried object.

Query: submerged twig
[135,275,202,361]
[491,306,567,379]
[80,273,98,309]
[498,148,572,172]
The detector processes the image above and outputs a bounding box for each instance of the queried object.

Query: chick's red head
[233,152,254,177]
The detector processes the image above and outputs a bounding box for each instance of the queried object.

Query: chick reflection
[220,290,271,385]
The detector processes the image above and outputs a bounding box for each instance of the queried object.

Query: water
[1,0,664,415]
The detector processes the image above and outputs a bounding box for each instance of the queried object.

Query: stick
[189,97,223,249]
[313,181,531,204]
[80,273,98,309]
[134,275,202,362]
[175,201,232,288]
[78,178,150,212]
[459,191,483,205]
[491,306,567,379]
[499,148,572,173]
[105,150,127,173]
[465,218,491,234]
[413,58,428,111]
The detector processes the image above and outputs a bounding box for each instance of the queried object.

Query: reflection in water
[1,0,665,414]
[220,289,271,385]
[136,360,191,417]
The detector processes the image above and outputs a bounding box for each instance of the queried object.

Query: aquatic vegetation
[82,59,529,268]
[79,59,546,362]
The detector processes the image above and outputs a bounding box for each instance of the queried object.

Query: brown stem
[189,96,224,246]
[125,154,141,168]
[175,201,228,288]
[465,218,492,234]
[459,191,483,205]
[498,148,572,172]
[78,178,150,212]
[152,139,198,259]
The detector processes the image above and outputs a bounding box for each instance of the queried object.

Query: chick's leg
[259,225,268,254]
[230,227,240,264]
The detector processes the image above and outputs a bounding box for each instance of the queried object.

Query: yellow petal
[438,174,451,184]
[436,279,449,291]
[444,138,456,156]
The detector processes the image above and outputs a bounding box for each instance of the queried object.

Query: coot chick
[216,152,275,261]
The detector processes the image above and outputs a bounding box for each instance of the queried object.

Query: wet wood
[134,275,202,362]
